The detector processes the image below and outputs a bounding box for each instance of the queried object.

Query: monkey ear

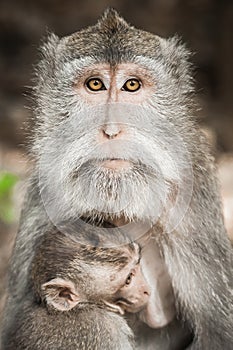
[36,33,60,87]
[159,36,193,88]
[42,277,80,311]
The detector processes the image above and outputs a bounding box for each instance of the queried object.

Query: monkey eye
[85,78,106,91]
[122,79,141,92]
[125,272,133,285]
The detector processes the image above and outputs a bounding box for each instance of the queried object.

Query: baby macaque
[6,226,149,350]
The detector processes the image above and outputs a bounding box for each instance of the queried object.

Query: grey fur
[1,8,233,350]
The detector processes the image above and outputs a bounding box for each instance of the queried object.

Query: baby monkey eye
[125,272,133,285]
[86,78,106,91]
[122,79,141,92]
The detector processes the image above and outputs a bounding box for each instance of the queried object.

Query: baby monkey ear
[41,277,80,311]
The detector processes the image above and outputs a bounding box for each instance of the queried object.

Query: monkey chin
[101,159,132,171]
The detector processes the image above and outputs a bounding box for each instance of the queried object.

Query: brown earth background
[0,0,233,340]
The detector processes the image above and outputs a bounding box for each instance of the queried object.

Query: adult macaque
[2,8,233,350]
[5,227,149,350]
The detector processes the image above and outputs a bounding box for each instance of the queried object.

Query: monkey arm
[1,174,52,343]
[160,157,233,349]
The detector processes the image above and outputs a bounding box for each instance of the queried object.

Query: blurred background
[0,0,233,325]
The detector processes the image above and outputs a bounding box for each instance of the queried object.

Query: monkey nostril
[102,127,121,139]
[105,132,120,139]
[144,290,150,296]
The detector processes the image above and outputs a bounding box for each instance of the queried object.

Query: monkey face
[113,264,150,313]
[85,242,150,314]
[35,13,194,231]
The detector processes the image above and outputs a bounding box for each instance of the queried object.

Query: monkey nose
[101,124,122,139]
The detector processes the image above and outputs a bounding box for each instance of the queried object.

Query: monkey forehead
[59,9,161,64]
[73,241,140,268]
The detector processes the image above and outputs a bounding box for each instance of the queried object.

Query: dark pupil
[130,81,135,86]
[126,274,132,283]
[94,80,100,86]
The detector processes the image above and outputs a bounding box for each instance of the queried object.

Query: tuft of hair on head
[97,7,130,34]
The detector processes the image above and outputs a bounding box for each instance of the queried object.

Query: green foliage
[0,172,19,223]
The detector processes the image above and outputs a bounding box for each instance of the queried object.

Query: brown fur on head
[31,226,137,296]
[31,226,149,314]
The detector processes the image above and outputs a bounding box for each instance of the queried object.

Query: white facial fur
[36,57,193,231]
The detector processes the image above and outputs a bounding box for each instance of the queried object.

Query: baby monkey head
[32,227,150,315]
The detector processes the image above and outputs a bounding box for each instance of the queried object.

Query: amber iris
[123,79,141,92]
[86,78,105,91]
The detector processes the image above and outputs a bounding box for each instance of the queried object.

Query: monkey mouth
[101,158,131,170]
[115,298,146,313]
